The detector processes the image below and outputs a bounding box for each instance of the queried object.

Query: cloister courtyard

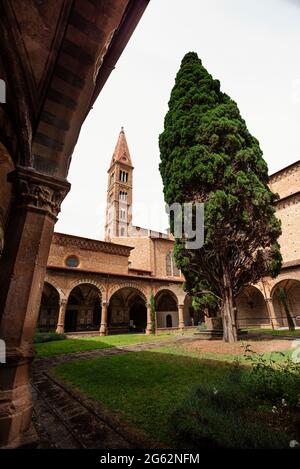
[31,329,300,449]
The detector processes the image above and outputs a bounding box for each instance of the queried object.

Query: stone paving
[31,335,197,449]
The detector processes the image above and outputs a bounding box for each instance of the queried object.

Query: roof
[109,127,133,169]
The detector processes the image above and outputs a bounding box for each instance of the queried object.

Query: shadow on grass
[34,338,115,358]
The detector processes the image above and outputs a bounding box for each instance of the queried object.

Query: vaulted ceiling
[0,0,149,178]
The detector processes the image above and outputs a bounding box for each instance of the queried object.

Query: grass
[53,351,230,445]
[34,332,178,357]
[246,328,300,337]
[151,344,294,363]
[53,348,300,448]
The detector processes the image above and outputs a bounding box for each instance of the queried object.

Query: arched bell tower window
[166,252,180,277]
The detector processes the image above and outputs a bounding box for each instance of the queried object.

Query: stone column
[56,299,67,334]
[146,302,152,335]
[99,302,108,336]
[0,166,69,448]
[178,304,185,330]
[265,297,280,329]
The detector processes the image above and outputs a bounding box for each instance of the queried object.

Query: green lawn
[152,344,294,363]
[34,332,177,357]
[246,328,300,337]
[53,350,230,445]
[53,348,299,448]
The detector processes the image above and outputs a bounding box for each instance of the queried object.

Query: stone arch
[155,288,179,329]
[183,293,204,326]
[154,286,182,305]
[44,276,67,301]
[271,278,300,327]
[66,278,105,301]
[108,282,147,303]
[65,280,104,332]
[236,285,270,328]
[37,281,61,332]
[108,283,147,333]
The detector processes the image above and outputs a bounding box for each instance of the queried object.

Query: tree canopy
[159,52,282,341]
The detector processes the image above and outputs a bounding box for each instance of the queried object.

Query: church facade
[37,129,300,334]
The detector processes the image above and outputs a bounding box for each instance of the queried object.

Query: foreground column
[178,304,185,330]
[146,302,152,335]
[0,167,69,448]
[99,302,108,336]
[56,299,68,334]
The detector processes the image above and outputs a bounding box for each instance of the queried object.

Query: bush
[243,352,300,407]
[170,355,300,449]
[34,332,66,343]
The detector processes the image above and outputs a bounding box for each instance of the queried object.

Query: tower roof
[109,127,133,169]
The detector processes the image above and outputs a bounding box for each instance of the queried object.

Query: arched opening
[166,314,172,328]
[155,290,178,329]
[272,279,300,328]
[184,294,204,326]
[37,283,60,332]
[65,283,102,333]
[236,286,270,328]
[108,287,147,334]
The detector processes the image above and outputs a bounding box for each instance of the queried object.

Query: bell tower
[104,127,133,240]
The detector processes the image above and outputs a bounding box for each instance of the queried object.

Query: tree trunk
[221,260,238,343]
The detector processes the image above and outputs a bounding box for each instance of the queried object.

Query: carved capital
[9,166,70,220]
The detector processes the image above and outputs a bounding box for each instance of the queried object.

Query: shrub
[243,353,300,407]
[34,332,66,343]
[170,355,300,449]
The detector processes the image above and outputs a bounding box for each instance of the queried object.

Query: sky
[55,0,300,240]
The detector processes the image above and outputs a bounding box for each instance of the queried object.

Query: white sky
[56,0,300,240]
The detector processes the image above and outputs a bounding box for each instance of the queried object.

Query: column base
[56,325,64,334]
[99,324,107,336]
[1,423,38,449]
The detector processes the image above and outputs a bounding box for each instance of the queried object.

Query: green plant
[150,292,156,334]
[244,352,300,407]
[171,383,289,449]
[159,51,282,343]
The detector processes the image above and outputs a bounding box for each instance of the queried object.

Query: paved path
[31,336,197,449]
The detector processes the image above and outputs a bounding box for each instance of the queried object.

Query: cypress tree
[159,52,282,342]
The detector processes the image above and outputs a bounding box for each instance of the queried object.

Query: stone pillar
[178,304,185,330]
[146,302,152,335]
[0,166,69,448]
[265,297,280,329]
[56,299,67,334]
[99,302,108,336]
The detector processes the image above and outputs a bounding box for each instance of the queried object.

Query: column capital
[8,166,70,220]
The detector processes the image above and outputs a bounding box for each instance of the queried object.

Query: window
[166,252,172,276]
[120,227,125,236]
[120,208,126,220]
[119,191,127,201]
[119,170,128,183]
[166,252,180,277]
[66,255,79,268]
